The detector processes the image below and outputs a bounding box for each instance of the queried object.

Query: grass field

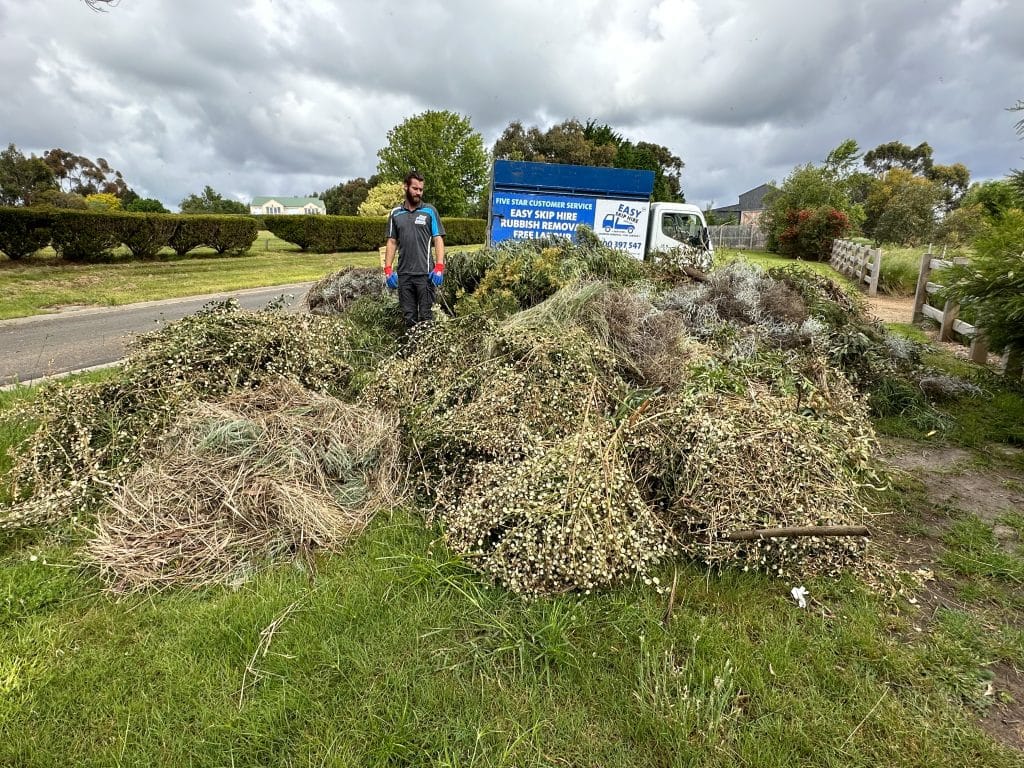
[1,251,1022,765]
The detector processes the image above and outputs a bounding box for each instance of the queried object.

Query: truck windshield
[661,212,700,243]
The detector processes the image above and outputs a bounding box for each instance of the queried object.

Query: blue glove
[385,267,398,290]
[430,263,444,287]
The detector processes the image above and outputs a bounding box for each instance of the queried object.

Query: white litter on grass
[791,585,808,609]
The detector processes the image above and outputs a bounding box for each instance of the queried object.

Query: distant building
[250,196,326,215]
[709,183,777,225]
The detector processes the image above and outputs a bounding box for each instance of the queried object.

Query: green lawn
[1,250,1022,765]
[0,231,378,320]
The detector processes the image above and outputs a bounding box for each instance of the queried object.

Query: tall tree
[376,110,488,218]
[863,141,934,176]
[179,185,248,214]
[0,144,56,206]
[925,162,971,210]
[42,149,129,198]
[493,118,686,202]
[863,168,941,245]
[320,176,377,216]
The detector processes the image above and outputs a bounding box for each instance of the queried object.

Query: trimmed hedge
[0,207,261,261]
[119,212,179,260]
[0,207,52,260]
[50,209,124,262]
[444,217,487,246]
[263,214,486,253]
[169,215,219,256]
[208,216,258,255]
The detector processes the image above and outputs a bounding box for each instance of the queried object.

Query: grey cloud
[1,0,1019,211]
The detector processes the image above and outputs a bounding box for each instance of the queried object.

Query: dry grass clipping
[87,379,405,592]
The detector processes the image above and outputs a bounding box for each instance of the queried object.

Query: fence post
[867,247,881,297]
[912,249,932,323]
[939,299,959,342]
[969,333,989,365]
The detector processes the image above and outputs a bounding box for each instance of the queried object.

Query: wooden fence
[829,239,881,297]
[911,250,989,364]
[911,248,1023,379]
[708,224,766,250]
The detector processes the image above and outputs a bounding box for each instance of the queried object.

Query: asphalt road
[0,282,314,387]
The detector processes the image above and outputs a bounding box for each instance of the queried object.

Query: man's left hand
[430,263,444,287]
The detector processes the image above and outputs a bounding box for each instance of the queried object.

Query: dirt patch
[984,663,1024,752]
[880,438,1024,528]
[865,294,914,324]
[879,438,1024,752]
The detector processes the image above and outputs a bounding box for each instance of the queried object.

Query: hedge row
[0,208,258,261]
[262,214,486,253]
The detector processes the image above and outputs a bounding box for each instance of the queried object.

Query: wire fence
[707,225,766,250]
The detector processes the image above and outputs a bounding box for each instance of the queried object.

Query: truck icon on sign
[602,213,635,234]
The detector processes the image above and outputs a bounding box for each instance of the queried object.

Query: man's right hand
[384,265,398,290]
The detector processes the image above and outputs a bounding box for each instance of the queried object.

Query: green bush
[776,206,850,261]
[208,216,258,255]
[49,210,123,262]
[117,213,179,260]
[169,215,218,255]
[0,207,53,260]
[264,214,484,254]
[944,209,1024,353]
[262,215,313,249]
[443,217,486,245]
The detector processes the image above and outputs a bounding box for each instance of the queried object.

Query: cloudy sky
[2,0,1022,211]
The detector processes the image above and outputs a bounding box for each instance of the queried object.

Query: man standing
[384,171,446,328]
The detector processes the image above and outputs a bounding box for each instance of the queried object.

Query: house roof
[251,196,325,208]
[709,183,778,215]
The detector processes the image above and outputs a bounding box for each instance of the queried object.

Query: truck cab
[646,202,714,260]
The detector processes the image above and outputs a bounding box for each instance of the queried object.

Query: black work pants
[397,273,435,328]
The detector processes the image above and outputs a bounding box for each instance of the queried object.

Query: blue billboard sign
[490,192,596,243]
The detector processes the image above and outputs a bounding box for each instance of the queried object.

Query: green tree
[492,118,686,202]
[762,163,853,251]
[0,144,56,206]
[944,210,1024,354]
[926,162,971,210]
[357,182,404,217]
[31,189,87,209]
[42,149,129,198]
[864,168,941,245]
[376,110,488,217]
[961,180,1023,221]
[179,185,248,214]
[321,176,377,215]
[125,197,168,213]
[863,140,934,176]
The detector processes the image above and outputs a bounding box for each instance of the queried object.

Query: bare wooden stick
[721,525,869,542]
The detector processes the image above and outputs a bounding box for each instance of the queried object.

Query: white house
[250,196,327,215]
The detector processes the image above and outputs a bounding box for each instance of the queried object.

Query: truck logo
[601,214,635,234]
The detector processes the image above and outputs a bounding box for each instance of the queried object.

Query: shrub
[208,215,258,255]
[944,209,1024,353]
[265,214,483,253]
[0,207,53,260]
[776,206,850,261]
[262,215,312,249]
[264,215,383,253]
[169,215,218,255]
[443,217,486,245]
[117,213,178,259]
[49,210,123,261]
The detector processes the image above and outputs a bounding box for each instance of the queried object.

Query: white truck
[488,159,713,267]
